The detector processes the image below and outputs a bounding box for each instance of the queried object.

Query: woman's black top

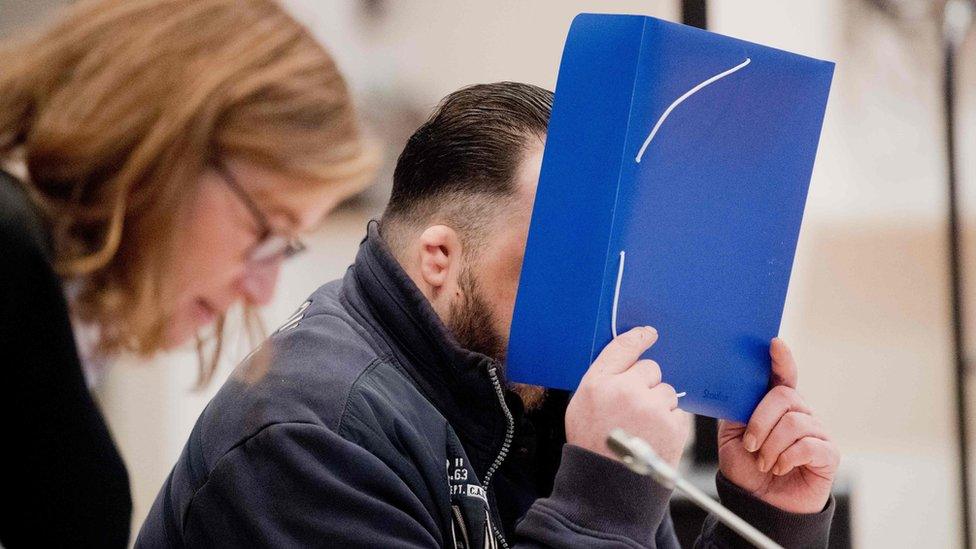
[0,169,131,547]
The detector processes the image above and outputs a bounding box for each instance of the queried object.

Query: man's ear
[417,225,462,298]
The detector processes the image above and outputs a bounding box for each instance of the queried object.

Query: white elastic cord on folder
[611,250,686,398]
[611,251,626,339]
[635,57,751,164]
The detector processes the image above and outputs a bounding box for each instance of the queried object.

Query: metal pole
[942,2,974,546]
[680,0,722,468]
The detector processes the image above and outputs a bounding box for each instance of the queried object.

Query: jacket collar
[345,221,510,456]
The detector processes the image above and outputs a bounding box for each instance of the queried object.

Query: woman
[0,0,376,545]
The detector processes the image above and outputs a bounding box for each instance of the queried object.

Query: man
[139,82,838,548]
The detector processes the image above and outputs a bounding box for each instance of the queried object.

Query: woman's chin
[160,323,196,350]
[161,311,217,350]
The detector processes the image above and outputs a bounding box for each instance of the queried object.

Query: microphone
[606,428,784,549]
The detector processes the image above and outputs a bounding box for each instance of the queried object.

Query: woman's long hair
[0,0,377,383]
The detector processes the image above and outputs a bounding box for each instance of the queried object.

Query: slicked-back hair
[381,82,553,255]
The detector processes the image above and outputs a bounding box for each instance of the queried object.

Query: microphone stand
[606,428,783,549]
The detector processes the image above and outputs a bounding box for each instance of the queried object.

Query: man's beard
[449,264,546,411]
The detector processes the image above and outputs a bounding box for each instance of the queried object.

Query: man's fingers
[618,359,663,388]
[648,382,679,411]
[755,411,828,473]
[590,327,658,376]
[742,385,811,453]
[771,436,840,478]
[769,337,798,389]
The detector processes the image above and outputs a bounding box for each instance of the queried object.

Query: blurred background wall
[2,0,973,547]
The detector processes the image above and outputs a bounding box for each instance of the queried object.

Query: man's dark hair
[381,82,553,254]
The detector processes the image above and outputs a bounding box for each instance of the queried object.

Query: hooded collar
[344,221,511,455]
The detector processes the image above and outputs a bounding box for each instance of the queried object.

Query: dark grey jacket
[137,222,833,548]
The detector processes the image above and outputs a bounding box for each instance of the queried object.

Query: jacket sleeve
[515,446,836,549]
[695,472,835,549]
[173,422,443,547]
[514,445,678,548]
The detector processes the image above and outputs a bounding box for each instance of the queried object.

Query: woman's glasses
[215,162,307,265]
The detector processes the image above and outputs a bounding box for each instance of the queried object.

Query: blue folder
[505,14,834,422]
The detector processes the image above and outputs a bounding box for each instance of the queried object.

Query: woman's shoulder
[0,169,52,261]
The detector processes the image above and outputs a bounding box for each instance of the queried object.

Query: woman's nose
[239,260,282,306]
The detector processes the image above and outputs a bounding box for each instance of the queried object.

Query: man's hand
[566,327,690,467]
[718,338,839,514]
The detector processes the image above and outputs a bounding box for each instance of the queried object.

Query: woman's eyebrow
[249,189,301,231]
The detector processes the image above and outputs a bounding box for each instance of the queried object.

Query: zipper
[485,510,499,549]
[484,364,514,549]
